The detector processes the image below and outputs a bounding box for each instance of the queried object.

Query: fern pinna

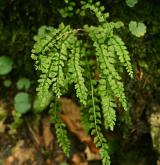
[31,0,133,164]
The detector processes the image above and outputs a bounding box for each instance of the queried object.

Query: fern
[55,121,70,157]
[98,78,116,131]
[109,35,133,78]
[88,80,110,165]
[67,39,88,105]
[49,101,70,157]
[31,0,133,164]
[31,24,87,106]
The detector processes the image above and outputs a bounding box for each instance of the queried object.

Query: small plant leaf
[16,78,31,90]
[126,0,138,7]
[14,92,31,114]
[129,21,146,37]
[33,92,53,113]
[3,79,12,87]
[0,56,13,75]
[60,162,69,165]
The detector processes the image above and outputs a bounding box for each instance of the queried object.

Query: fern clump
[31,0,133,164]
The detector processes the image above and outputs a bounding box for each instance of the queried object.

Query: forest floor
[0,97,159,165]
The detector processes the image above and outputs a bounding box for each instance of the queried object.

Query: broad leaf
[3,79,12,87]
[0,56,13,75]
[129,21,146,37]
[126,0,138,7]
[14,92,31,114]
[16,78,31,90]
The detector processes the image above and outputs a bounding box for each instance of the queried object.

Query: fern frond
[32,23,88,105]
[109,35,133,78]
[67,38,88,105]
[55,121,70,157]
[80,0,109,23]
[85,25,128,111]
[98,78,116,131]
[31,24,73,105]
[87,80,110,165]
[49,100,70,158]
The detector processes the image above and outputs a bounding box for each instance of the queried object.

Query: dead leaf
[4,156,16,165]
[4,140,36,165]
[27,122,42,146]
[54,151,66,163]
[42,116,54,150]
[72,153,88,165]
[0,120,6,133]
[84,146,100,161]
[46,159,57,165]
[60,97,99,154]
[27,115,54,151]
[0,101,7,133]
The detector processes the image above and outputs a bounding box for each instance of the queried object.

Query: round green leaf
[126,0,138,7]
[3,79,12,87]
[14,92,31,114]
[0,56,13,75]
[60,163,69,165]
[16,78,31,90]
[33,92,53,113]
[129,21,146,37]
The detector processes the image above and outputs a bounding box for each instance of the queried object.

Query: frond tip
[110,35,133,78]
[55,121,70,157]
